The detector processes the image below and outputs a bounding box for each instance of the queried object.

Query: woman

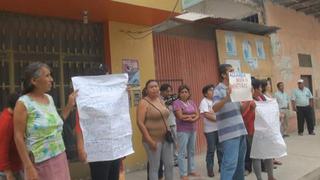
[173,85,200,180]
[0,93,22,180]
[251,79,276,180]
[14,62,77,180]
[137,80,174,180]
[261,79,283,167]
[199,84,222,177]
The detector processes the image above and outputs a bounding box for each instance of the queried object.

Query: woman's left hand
[66,90,78,108]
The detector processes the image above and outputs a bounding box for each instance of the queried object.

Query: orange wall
[112,0,182,12]
[265,2,320,124]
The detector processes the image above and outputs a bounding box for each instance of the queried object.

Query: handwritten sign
[72,74,134,162]
[229,72,252,102]
[250,99,287,159]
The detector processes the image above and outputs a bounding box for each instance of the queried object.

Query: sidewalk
[126,127,320,180]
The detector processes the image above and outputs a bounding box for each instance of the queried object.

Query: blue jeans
[177,131,196,177]
[204,131,222,172]
[220,135,247,180]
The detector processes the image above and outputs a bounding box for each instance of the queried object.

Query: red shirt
[0,108,22,171]
[241,101,255,136]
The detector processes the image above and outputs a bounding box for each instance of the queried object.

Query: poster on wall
[229,72,252,102]
[242,40,253,61]
[256,40,266,59]
[247,57,258,70]
[225,32,237,56]
[122,59,140,87]
[225,59,241,72]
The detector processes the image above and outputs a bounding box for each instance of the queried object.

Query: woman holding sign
[14,62,77,180]
[137,80,174,180]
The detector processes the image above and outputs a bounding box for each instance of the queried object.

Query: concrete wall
[265,2,320,130]
[108,21,156,171]
[216,29,273,80]
[187,0,258,19]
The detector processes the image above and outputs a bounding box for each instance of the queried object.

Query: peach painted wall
[108,21,156,171]
[265,2,320,130]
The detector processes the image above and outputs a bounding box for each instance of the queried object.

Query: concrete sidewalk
[126,127,320,180]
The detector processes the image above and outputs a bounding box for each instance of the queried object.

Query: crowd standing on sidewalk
[0,62,317,180]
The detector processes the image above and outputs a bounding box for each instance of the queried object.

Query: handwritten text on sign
[229,72,252,102]
[72,74,134,162]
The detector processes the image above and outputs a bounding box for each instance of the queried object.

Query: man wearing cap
[291,79,315,136]
[274,82,290,137]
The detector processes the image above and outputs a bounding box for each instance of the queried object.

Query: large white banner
[250,99,287,159]
[72,74,134,162]
[229,72,252,102]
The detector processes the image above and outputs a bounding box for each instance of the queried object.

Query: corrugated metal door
[153,33,219,153]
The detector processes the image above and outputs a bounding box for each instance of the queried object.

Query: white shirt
[199,98,218,133]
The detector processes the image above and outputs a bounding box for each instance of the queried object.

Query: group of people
[137,63,315,180]
[0,62,316,180]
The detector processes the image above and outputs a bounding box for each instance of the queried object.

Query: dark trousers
[89,159,121,180]
[245,135,253,172]
[297,106,314,134]
[204,131,222,172]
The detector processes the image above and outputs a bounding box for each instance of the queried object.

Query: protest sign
[250,99,287,159]
[229,72,252,102]
[72,74,134,162]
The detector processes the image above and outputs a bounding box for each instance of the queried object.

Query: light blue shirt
[291,87,313,107]
[274,91,290,109]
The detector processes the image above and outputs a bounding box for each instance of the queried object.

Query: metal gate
[0,12,105,160]
[153,33,220,153]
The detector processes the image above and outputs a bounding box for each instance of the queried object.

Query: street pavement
[126,127,320,180]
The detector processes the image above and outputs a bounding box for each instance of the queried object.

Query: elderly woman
[14,62,77,180]
[173,85,200,180]
[137,80,174,180]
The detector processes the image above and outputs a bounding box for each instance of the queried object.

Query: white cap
[297,79,304,83]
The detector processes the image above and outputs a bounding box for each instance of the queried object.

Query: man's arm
[213,87,231,112]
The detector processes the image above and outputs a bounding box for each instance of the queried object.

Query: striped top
[213,83,247,142]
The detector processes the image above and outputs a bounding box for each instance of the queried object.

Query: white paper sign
[72,74,134,162]
[229,72,252,102]
[250,99,287,159]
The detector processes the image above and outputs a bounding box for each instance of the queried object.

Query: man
[291,79,315,136]
[199,84,222,177]
[160,84,178,166]
[274,82,291,137]
[212,64,247,180]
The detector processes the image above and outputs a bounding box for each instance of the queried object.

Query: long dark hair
[22,62,50,95]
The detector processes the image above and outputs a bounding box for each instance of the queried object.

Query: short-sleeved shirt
[18,94,65,163]
[199,98,217,133]
[213,83,247,142]
[274,91,290,109]
[291,87,313,107]
[173,99,197,132]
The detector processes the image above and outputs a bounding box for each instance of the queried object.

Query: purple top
[173,99,197,132]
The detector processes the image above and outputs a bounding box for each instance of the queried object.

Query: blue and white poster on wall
[225,32,237,56]
[242,40,253,62]
[256,40,266,59]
